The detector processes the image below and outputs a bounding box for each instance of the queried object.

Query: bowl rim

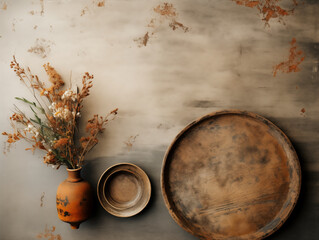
[161,109,301,240]
[97,162,151,217]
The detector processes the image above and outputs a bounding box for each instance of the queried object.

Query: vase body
[56,168,93,229]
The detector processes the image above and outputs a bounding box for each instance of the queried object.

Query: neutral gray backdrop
[0,0,318,239]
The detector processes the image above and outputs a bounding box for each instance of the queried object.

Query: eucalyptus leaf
[30,118,39,124]
[15,97,36,107]
[16,97,45,114]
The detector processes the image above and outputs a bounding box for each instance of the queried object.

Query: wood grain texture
[162,110,301,240]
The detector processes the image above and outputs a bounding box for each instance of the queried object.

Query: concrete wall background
[0,0,318,239]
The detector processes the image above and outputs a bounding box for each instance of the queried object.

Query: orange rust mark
[28,38,53,58]
[234,0,259,8]
[147,18,156,28]
[97,0,105,7]
[40,0,44,15]
[136,2,189,47]
[37,225,61,240]
[169,20,189,32]
[29,0,44,16]
[1,2,7,10]
[134,32,150,47]
[3,141,7,154]
[81,0,105,15]
[154,2,177,17]
[80,7,88,16]
[300,108,306,116]
[273,38,305,77]
[233,0,299,25]
[124,135,139,151]
[153,2,189,32]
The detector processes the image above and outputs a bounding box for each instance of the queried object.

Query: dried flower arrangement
[2,56,118,169]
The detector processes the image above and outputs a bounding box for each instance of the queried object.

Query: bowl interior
[103,170,142,209]
[98,163,151,217]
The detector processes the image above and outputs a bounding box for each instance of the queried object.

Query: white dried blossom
[53,107,63,118]
[24,123,39,138]
[49,102,56,110]
[62,109,72,119]
[53,107,73,120]
[61,90,76,101]
[24,124,33,131]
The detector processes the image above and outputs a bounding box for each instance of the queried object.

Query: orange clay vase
[56,168,93,229]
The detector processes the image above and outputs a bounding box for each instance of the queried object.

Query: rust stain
[81,0,105,16]
[300,108,306,116]
[232,0,299,26]
[28,38,53,58]
[154,2,177,17]
[135,2,189,47]
[40,192,45,207]
[97,0,105,7]
[134,32,150,47]
[124,135,139,151]
[273,38,305,77]
[37,225,61,240]
[147,18,156,28]
[29,0,44,16]
[153,3,189,32]
[40,0,44,15]
[80,7,88,16]
[169,20,189,32]
[1,2,7,10]
[3,142,8,155]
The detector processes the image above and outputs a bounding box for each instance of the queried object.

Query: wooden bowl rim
[161,109,301,240]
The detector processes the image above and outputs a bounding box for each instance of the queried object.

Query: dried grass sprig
[3,56,118,169]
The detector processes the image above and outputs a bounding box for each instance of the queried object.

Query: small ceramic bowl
[97,163,151,217]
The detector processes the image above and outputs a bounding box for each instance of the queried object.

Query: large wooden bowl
[161,110,301,240]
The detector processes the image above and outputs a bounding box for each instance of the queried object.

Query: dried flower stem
[3,56,118,169]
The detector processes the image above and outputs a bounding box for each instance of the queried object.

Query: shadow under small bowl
[97,163,151,217]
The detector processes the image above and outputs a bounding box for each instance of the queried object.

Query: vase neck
[67,168,82,182]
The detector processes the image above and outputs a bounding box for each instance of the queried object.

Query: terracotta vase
[56,168,93,229]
